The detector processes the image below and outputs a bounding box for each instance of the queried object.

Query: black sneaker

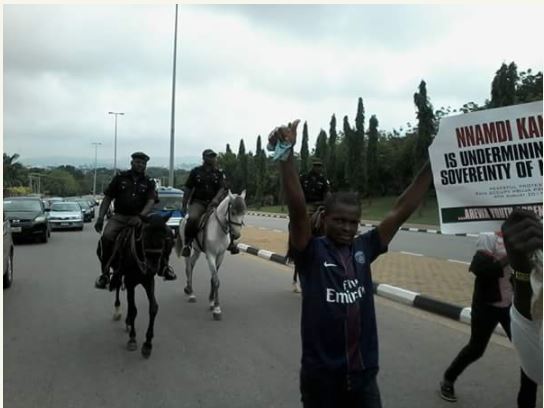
[440,380,457,402]
[163,266,177,281]
[95,274,110,290]
[181,245,191,257]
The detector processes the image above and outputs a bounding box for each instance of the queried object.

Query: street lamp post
[92,142,102,197]
[168,4,179,187]
[108,111,125,176]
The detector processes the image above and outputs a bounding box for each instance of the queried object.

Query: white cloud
[3,4,543,167]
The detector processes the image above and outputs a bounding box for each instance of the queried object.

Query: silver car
[48,202,84,231]
[3,212,14,288]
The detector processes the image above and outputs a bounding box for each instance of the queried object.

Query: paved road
[245,214,477,262]
[3,225,540,408]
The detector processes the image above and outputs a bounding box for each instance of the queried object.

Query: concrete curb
[237,241,507,337]
[246,211,480,238]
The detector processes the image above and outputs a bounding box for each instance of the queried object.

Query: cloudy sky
[3,3,543,168]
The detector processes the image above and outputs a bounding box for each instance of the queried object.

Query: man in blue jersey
[271,120,433,407]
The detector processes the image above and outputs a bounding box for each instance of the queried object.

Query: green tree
[366,115,379,199]
[234,139,248,193]
[219,143,238,191]
[412,80,436,172]
[255,135,267,207]
[300,121,310,174]
[343,115,357,191]
[42,169,80,196]
[314,129,328,164]
[327,114,337,189]
[516,68,543,103]
[354,97,367,193]
[3,153,26,187]
[489,62,518,108]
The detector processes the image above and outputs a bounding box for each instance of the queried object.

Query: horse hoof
[127,339,137,351]
[213,312,222,321]
[113,311,122,321]
[141,343,152,358]
[188,295,197,303]
[183,287,192,295]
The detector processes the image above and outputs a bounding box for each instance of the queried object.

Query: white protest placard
[429,101,543,234]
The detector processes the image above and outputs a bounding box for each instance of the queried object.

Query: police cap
[311,158,323,166]
[202,149,217,158]
[131,152,150,162]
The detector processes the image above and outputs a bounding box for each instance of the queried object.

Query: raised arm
[377,161,433,247]
[274,121,312,251]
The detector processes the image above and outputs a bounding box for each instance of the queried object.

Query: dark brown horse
[104,214,171,358]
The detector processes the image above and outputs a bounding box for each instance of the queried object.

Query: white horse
[175,190,246,320]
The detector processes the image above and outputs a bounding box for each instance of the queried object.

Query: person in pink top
[439,231,537,407]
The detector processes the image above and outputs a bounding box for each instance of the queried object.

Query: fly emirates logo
[325,278,366,304]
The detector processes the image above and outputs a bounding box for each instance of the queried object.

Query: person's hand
[502,209,543,272]
[267,119,301,150]
[94,217,104,233]
[128,217,143,228]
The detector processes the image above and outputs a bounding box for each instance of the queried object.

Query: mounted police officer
[94,152,176,290]
[300,158,331,215]
[181,149,239,257]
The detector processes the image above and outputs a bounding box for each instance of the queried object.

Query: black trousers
[300,368,382,408]
[444,302,537,408]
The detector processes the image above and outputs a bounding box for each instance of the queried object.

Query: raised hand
[267,119,301,161]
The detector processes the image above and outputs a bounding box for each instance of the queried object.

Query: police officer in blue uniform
[94,152,176,289]
[181,149,239,257]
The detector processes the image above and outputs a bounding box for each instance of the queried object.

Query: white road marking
[272,229,283,233]
[400,251,424,257]
[258,227,268,231]
[448,259,470,265]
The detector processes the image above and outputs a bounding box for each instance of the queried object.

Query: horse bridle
[130,225,165,274]
[214,202,244,236]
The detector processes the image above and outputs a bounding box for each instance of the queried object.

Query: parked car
[3,197,51,243]
[75,199,94,222]
[48,202,84,231]
[3,212,14,288]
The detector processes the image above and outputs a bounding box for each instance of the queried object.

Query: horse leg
[184,250,199,303]
[141,277,158,358]
[125,284,138,351]
[113,285,122,321]
[206,254,223,320]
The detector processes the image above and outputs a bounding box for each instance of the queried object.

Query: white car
[48,202,84,231]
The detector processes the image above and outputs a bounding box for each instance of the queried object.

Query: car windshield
[153,196,183,211]
[3,200,42,212]
[76,201,90,209]
[51,203,81,212]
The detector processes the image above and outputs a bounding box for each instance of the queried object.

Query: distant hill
[19,155,200,170]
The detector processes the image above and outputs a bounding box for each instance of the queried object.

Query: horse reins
[129,225,164,274]
[214,202,244,236]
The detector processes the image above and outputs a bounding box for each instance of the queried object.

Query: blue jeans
[300,368,382,408]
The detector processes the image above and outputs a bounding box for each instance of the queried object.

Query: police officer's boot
[162,265,177,281]
[95,238,111,290]
[228,233,239,255]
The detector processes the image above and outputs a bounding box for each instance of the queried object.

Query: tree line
[4,62,542,203]
[219,62,542,207]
